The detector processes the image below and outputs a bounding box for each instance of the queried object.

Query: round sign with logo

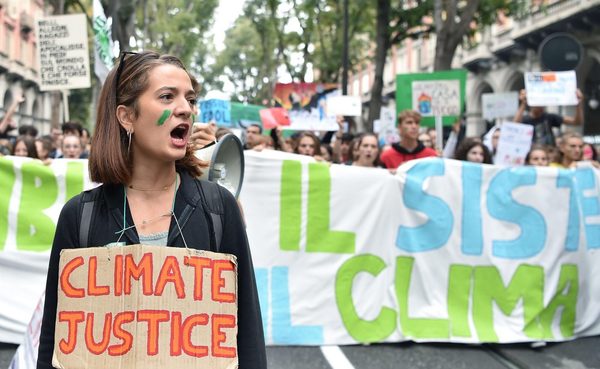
[538,33,584,71]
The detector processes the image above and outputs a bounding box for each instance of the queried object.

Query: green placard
[396,70,467,127]
[230,102,263,128]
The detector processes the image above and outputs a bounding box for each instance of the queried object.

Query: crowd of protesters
[237,87,599,171]
[2,88,599,172]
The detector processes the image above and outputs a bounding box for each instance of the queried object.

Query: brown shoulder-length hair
[89,51,207,184]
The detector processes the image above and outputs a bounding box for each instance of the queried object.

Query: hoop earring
[127,130,132,155]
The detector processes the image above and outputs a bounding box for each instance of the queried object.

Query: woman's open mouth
[170,124,189,148]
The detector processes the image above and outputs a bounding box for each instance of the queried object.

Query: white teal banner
[1,154,600,346]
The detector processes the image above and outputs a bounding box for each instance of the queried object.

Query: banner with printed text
[1,154,600,347]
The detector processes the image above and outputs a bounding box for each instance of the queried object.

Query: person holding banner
[37,51,266,369]
[513,88,584,146]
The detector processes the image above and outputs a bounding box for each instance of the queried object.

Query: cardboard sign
[35,14,91,91]
[200,99,232,126]
[53,245,238,369]
[326,96,362,116]
[494,121,534,166]
[525,71,578,107]
[481,92,519,120]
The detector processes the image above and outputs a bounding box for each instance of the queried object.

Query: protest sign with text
[525,71,578,107]
[494,122,534,166]
[53,245,238,369]
[35,14,91,91]
[200,99,232,127]
[482,92,519,120]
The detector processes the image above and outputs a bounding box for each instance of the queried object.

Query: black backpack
[78,180,224,251]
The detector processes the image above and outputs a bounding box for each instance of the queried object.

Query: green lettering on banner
[448,264,472,337]
[472,265,544,342]
[306,163,355,254]
[65,162,84,202]
[280,160,301,251]
[336,254,396,342]
[17,161,58,252]
[0,158,16,250]
[395,256,449,339]
[539,264,578,339]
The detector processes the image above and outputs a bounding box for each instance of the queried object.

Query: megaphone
[194,132,245,198]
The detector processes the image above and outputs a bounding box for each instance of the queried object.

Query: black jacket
[37,169,266,369]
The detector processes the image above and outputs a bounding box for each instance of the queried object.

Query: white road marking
[320,345,356,369]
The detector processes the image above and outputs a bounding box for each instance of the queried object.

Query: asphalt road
[2,337,599,369]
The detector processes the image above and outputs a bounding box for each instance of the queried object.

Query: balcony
[513,0,600,49]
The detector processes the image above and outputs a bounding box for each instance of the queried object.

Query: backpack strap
[196,180,224,252]
[78,188,101,247]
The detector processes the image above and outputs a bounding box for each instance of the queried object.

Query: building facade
[0,0,55,136]
[349,0,600,141]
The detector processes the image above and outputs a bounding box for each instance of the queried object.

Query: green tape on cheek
[157,109,172,126]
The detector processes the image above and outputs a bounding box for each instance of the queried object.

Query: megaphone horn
[194,133,245,198]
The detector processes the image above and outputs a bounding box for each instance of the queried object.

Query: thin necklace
[128,175,177,191]
[122,173,179,229]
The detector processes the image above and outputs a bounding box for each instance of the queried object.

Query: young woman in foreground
[37,51,266,369]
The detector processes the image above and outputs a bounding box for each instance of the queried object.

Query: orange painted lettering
[108,311,135,356]
[124,253,153,296]
[88,256,110,296]
[137,310,169,355]
[184,256,211,301]
[58,311,84,354]
[85,313,112,355]
[211,314,236,358]
[170,312,183,356]
[182,314,209,357]
[155,256,185,298]
[212,260,236,303]
[114,254,123,296]
[60,256,85,298]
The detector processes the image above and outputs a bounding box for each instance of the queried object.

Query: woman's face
[124,64,195,165]
[14,141,28,157]
[297,136,316,156]
[466,145,485,163]
[35,140,48,160]
[583,144,595,160]
[418,133,432,148]
[62,135,83,159]
[527,149,548,166]
[358,136,378,164]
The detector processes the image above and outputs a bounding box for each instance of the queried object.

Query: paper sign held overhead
[53,245,238,369]
[494,121,534,167]
[35,14,91,91]
[259,108,290,129]
[326,96,362,116]
[481,92,519,120]
[525,71,578,107]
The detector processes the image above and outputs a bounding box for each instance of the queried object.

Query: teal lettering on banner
[17,161,58,252]
[255,268,269,337]
[574,168,600,248]
[556,170,580,251]
[396,159,453,253]
[0,158,16,250]
[335,254,396,342]
[487,167,546,259]
[461,162,483,255]
[271,267,323,344]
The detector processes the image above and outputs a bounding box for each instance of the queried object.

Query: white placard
[326,95,362,116]
[412,80,460,117]
[495,121,534,166]
[482,92,519,120]
[35,14,91,91]
[524,71,577,107]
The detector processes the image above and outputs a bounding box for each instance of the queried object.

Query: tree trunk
[366,0,390,133]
